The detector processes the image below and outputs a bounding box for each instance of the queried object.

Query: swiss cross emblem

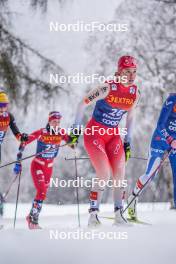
[111,84,117,91]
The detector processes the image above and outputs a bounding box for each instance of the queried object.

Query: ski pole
[0,174,19,205]
[0,142,68,169]
[0,173,19,219]
[65,156,170,163]
[74,148,81,228]
[13,169,22,229]
[65,156,149,162]
[0,143,24,220]
[122,149,172,214]
[13,143,25,229]
[2,174,19,201]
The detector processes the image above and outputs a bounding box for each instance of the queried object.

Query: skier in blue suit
[128,93,176,220]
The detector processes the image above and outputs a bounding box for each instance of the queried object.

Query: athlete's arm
[14,129,42,166]
[9,113,28,142]
[124,89,140,143]
[157,95,175,143]
[74,83,110,126]
[9,113,21,140]
[23,129,42,146]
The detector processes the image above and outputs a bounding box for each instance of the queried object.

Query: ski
[100,216,151,225]
[127,218,151,225]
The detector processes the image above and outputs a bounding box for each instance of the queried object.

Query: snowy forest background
[0,0,176,206]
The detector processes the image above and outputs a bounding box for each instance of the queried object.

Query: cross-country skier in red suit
[70,56,140,226]
[14,111,73,229]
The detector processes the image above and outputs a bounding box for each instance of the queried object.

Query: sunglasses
[0,103,8,108]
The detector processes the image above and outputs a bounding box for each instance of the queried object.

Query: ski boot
[26,199,43,230]
[113,207,128,226]
[26,214,42,230]
[127,193,138,221]
[88,209,101,227]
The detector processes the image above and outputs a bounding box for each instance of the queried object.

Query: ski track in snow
[0,203,176,264]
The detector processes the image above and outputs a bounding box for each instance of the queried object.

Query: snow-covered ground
[0,203,176,264]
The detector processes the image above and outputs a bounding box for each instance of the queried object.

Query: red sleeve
[61,133,70,143]
[24,129,42,146]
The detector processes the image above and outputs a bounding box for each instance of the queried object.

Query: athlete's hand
[171,140,176,149]
[69,125,81,144]
[20,133,28,142]
[124,142,131,162]
[13,162,22,175]
[69,132,80,144]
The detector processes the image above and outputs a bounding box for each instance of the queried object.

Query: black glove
[20,133,28,142]
[124,142,131,162]
[17,143,25,161]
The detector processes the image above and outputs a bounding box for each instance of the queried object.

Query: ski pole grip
[17,143,25,161]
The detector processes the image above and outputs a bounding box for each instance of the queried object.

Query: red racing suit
[75,81,139,210]
[24,127,69,200]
